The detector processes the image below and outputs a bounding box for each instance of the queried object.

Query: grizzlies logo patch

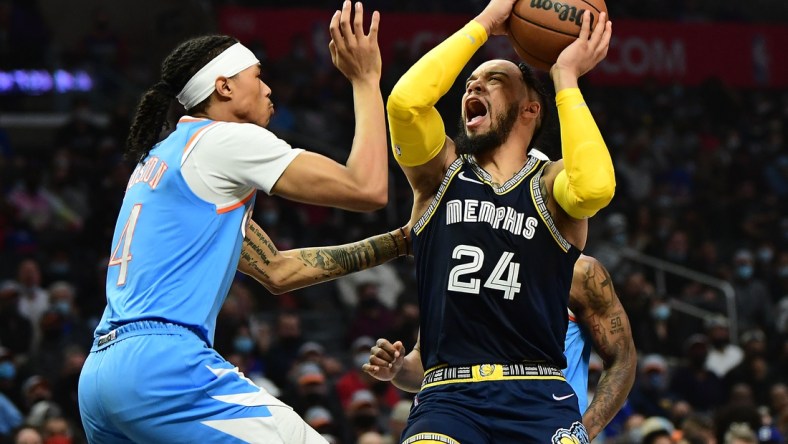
[551,421,590,444]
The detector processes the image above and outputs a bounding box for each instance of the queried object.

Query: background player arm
[363,336,424,393]
[271,3,387,211]
[549,12,616,220]
[570,256,637,441]
[386,19,488,195]
[238,219,409,294]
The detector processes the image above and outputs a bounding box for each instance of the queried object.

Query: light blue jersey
[564,309,592,414]
[80,118,325,443]
[96,119,255,346]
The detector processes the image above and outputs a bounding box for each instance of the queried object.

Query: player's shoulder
[573,254,600,276]
[198,121,285,148]
[208,121,272,136]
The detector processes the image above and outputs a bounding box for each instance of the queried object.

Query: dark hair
[517,62,550,151]
[126,35,237,163]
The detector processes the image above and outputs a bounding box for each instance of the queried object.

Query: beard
[455,102,519,156]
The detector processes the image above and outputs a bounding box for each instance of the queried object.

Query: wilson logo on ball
[529,0,589,26]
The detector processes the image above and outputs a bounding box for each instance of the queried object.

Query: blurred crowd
[216,0,788,22]
[0,0,787,443]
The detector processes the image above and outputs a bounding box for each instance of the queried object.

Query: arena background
[0,0,786,443]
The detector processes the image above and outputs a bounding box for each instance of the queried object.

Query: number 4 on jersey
[485,251,521,300]
[108,204,142,286]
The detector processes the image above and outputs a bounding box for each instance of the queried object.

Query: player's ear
[214,76,232,99]
[521,100,540,119]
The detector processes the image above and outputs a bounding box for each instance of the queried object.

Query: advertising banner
[219,7,788,87]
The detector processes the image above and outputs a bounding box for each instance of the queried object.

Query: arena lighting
[0,69,93,95]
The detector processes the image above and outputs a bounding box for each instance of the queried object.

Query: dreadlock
[125,35,237,163]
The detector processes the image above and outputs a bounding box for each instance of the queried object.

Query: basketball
[507,0,608,71]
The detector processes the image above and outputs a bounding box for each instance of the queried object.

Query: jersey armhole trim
[413,158,464,235]
[216,188,256,214]
[529,165,572,252]
[181,121,226,165]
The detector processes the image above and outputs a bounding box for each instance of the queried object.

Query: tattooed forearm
[239,220,407,293]
[583,333,636,440]
[239,248,270,281]
[298,232,400,279]
[248,221,278,256]
[243,236,271,266]
[573,256,637,441]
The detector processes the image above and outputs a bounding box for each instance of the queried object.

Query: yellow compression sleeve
[387,21,488,167]
[553,88,616,219]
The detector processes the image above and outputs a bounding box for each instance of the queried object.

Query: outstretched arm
[570,255,637,441]
[272,1,387,211]
[238,219,409,294]
[549,12,616,220]
[387,1,515,195]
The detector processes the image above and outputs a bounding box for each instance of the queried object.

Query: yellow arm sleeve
[553,88,616,219]
[387,21,488,167]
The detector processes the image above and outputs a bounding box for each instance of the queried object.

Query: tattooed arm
[569,255,637,441]
[238,219,409,294]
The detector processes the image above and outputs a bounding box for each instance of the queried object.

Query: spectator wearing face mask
[731,249,774,335]
[629,354,677,418]
[0,347,23,413]
[705,315,743,378]
[0,350,22,438]
[638,295,685,357]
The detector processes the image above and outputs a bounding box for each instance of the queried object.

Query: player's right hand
[553,11,612,79]
[474,0,517,36]
[328,1,382,83]
[362,338,405,381]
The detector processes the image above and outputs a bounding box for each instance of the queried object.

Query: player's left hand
[552,11,612,78]
[362,338,405,381]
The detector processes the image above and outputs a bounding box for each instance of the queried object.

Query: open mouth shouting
[464,97,488,131]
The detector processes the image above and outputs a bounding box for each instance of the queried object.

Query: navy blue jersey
[412,150,581,370]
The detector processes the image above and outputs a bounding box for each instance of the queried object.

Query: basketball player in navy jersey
[364,255,636,441]
[382,0,615,441]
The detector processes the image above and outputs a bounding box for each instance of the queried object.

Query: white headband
[176,42,259,110]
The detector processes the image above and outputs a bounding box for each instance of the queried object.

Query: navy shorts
[401,364,588,444]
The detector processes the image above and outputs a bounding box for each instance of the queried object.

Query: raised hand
[362,338,406,382]
[474,0,518,36]
[552,11,612,79]
[328,1,382,84]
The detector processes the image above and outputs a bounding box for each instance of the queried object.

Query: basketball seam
[511,11,582,38]
[579,0,603,13]
[510,35,552,67]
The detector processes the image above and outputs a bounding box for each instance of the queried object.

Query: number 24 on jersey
[448,244,521,300]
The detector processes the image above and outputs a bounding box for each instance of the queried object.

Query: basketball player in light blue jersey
[565,306,592,413]
[78,3,392,443]
[364,254,637,441]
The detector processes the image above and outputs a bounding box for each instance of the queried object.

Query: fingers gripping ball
[507,0,608,71]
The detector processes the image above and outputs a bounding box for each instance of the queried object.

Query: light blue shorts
[78,320,306,444]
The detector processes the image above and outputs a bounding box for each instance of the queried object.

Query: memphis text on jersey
[445,198,539,239]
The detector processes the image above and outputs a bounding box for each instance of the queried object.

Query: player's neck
[474,141,529,185]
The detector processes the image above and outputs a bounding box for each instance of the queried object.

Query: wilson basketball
[507,0,608,71]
